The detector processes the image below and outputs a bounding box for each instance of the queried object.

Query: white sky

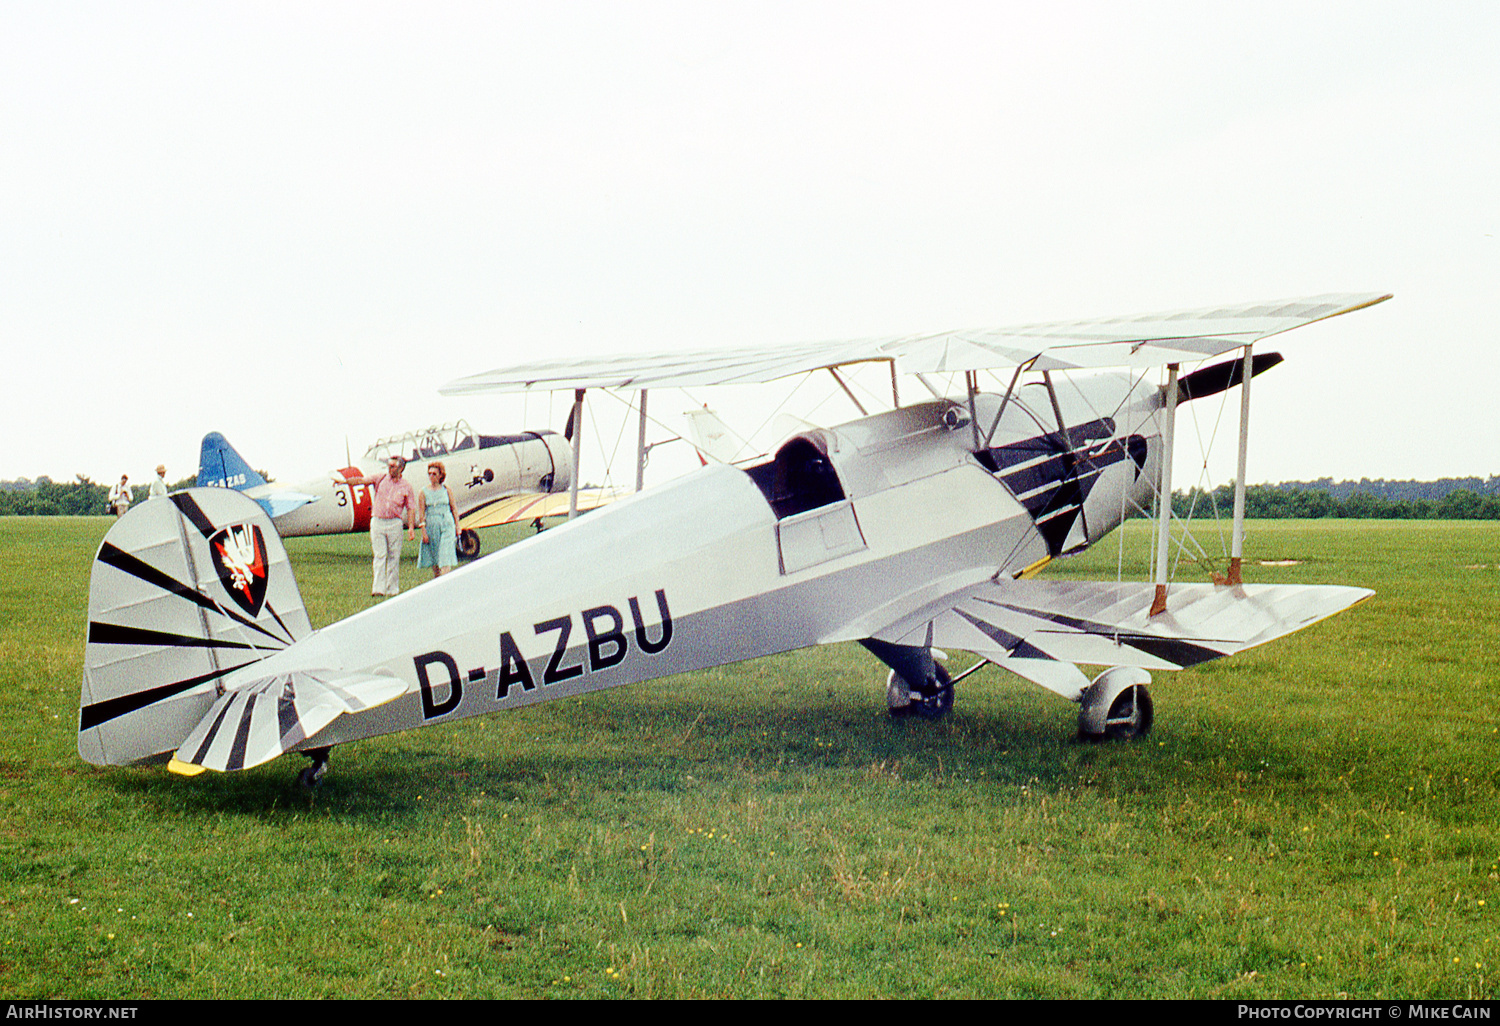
[4,1,1496,490]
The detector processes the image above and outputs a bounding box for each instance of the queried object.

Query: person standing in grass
[342,456,417,597]
[109,474,132,517]
[149,465,168,500]
[417,461,459,579]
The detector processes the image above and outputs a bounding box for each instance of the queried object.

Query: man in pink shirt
[345,456,418,597]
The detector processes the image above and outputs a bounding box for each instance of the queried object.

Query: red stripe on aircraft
[339,467,373,532]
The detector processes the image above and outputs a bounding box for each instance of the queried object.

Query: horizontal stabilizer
[874,579,1373,673]
[257,490,320,519]
[172,670,407,774]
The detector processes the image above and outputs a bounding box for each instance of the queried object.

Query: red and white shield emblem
[210,523,269,616]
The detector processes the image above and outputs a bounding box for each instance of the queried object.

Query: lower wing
[458,487,630,530]
[871,579,1372,697]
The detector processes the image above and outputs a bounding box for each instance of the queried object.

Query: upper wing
[871,578,1373,693]
[440,293,1390,394]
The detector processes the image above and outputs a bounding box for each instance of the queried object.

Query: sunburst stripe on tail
[79,662,256,730]
[95,542,294,647]
[169,492,219,537]
[88,621,262,650]
[183,690,244,765]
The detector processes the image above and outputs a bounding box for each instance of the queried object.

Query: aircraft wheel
[297,748,330,791]
[457,529,482,561]
[1078,667,1153,741]
[887,663,954,721]
[1102,684,1153,740]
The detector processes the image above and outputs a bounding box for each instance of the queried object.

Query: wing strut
[966,372,981,451]
[1228,344,1253,585]
[568,389,584,520]
[983,358,1034,447]
[635,389,649,493]
[828,368,868,416]
[1150,363,1180,617]
[914,374,944,400]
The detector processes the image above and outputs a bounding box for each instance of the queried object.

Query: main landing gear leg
[298,747,332,791]
[860,639,954,720]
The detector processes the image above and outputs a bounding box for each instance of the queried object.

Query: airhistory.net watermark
[4,1008,137,1020]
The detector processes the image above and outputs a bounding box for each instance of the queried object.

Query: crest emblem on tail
[210,523,268,616]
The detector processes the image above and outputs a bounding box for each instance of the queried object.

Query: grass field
[1,515,1496,999]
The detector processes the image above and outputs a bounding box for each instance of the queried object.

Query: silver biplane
[79,293,1389,784]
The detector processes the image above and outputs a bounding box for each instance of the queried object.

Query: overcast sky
[3,1,1496,491]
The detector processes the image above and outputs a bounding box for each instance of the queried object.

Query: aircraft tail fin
[682,405,752,465]
[78,488,314,767]
[196,432,319,519]
[197,432,269,491]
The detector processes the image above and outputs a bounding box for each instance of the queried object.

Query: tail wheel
[297,747,331,791]
[457,529,482,561]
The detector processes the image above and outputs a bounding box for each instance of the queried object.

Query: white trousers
[371,517,405,595]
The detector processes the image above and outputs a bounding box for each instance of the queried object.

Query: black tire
[889,664,954,720]
[457,529,482,561]
[1102,684,1153,741]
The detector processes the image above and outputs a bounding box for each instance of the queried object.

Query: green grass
[1,516,1496,998]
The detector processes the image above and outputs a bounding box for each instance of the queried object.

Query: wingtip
[1348,293,1394,312]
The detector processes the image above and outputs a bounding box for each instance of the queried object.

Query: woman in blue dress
[417,461,460,578]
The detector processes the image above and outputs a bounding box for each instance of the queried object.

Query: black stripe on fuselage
[980,421,1144,557]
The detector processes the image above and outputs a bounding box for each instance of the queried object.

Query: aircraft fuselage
[227,432,573,537]
[233,375,1165,750]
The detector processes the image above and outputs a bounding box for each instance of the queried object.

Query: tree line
[0,475,197,516]
[1170,483,1500,520]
